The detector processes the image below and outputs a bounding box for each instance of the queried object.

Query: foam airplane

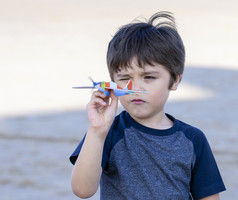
[72,77,148,97]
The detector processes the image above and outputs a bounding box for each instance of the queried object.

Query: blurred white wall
[0,0,237,116]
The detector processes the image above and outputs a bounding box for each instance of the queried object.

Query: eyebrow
[116,73,130,77]
[141,71,160,75]
[116,71,160,77]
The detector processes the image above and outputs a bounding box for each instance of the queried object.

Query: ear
[170,74,182,91]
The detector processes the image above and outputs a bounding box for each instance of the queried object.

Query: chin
[128,111,151,120]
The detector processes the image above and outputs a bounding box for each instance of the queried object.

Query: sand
[0,0,238,199]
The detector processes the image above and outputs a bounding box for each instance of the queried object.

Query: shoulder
[173,116,207,144]
[169,115,211,158]
[109,110,135,132]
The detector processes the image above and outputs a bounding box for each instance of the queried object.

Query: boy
[70,12,226,199]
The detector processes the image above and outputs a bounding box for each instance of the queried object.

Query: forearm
[71,127,106,198]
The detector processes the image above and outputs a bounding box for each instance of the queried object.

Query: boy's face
[113,58,180,126]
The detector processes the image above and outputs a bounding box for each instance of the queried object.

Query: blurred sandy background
[0,0,238,199]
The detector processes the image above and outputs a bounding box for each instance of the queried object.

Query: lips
[131,99,145,105]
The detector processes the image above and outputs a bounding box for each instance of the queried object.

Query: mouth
[131,99,146,105]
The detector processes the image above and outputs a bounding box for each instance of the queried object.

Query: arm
[71,91,118,198]
[200,193,220,200]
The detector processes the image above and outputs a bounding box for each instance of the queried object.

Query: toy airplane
[72,77,148,97]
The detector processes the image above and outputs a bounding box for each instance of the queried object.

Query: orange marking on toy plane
[126,80,132,90]
[105,82,110,88]
[117,85,123,89]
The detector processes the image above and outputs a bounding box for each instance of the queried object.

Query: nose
[132,79,144,91]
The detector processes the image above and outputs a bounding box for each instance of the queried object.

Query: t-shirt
[70,111,226,200]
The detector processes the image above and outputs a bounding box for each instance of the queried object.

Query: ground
[0,0,238,199]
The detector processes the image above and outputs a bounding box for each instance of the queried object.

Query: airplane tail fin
[124,80,132,90]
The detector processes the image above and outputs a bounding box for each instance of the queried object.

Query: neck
[131,112,173,130]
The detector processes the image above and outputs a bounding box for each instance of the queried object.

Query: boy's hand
[86,90,118,137]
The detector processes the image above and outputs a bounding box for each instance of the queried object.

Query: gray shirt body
[70,111,226,199]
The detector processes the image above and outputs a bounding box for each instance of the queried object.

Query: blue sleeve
[69,112,126,169]
[101,113,126,171]
[69,134,86,165]
[190,130,226,199]
[69,132,113,168]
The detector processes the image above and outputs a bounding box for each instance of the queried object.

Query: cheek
[118,96,128,106]
[148,93,160,105]
[148,88,169,103]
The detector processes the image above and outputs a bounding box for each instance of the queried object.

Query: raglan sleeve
[69,130,113,169]
[69,113,121,168]
[69,134,86,165]
[190,130,226,199]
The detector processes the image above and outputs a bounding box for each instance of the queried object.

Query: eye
[119,78,130,81]
[144,76,156,80]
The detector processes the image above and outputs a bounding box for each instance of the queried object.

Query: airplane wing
[108,88,148,93]
[72,86,94,89]
[105,88,148,96]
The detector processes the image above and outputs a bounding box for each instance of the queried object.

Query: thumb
[110,91,118,110]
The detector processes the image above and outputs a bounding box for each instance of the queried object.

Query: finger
[109,91,118,110]
[93,97,107,106]
[92,91,106,99]
[104,95,110,105]
[92,91,110,105]
[90,92,107,104]
[110,90,118,100]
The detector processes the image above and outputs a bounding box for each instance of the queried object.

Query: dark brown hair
[106,11,185,89]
